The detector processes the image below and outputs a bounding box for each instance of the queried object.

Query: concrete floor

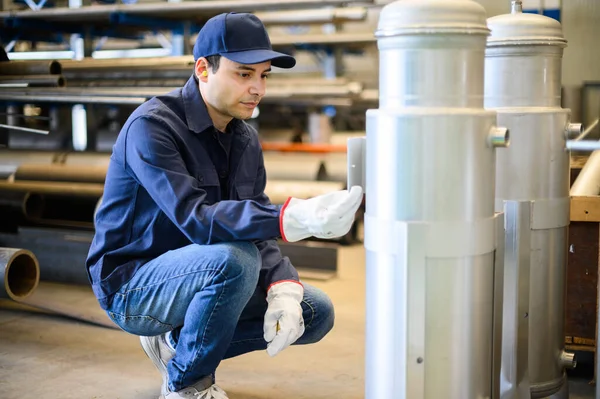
[0,245,596,399]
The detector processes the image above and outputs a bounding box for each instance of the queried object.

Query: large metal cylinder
[485,2,575,398]
[364,1,506,398]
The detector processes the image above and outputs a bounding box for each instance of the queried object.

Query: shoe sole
[140,336,170,398]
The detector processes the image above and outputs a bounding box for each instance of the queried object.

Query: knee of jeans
[218,242,261,292]
[305,292,335,343]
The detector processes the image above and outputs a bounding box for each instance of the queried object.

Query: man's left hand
[263,281,305,357]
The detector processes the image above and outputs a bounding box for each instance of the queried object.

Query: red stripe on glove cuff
[279,197,293,243]
[267,279,304,292]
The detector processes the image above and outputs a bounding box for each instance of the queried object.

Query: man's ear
[195,58,209,82]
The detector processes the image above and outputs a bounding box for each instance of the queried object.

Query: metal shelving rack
[0,0,379,150]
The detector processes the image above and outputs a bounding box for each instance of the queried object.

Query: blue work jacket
[86,76,299,309]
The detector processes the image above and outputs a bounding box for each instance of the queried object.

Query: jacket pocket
[236,180,256,199]
[196,168,221,199]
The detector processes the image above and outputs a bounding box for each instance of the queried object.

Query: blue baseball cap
[193,13,296,69]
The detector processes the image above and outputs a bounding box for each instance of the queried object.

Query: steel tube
[566,140,600,152]
[0,181,104,197]
[0,190,43,219]
[60,56,193,73]
[0,247,39,301]
[0,92,148,105]
[0,84,362,105]
[570,151,600,195]
[0,123,49,135]
[255,6,367,25]
[0,75,66,87]
[0,60,61,76]
[13,164,107,184]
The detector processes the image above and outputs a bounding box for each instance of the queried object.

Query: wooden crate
[566,155,599,357]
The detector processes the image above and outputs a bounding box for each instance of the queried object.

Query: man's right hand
[279,186,364,242]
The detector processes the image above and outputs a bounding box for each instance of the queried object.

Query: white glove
[280,185,363,242]
[263,281,305,357]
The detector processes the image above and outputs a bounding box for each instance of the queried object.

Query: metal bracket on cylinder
[500,200,532,399]
[489,127,510,148]
[492,212,506,399]
[347,136,366,191]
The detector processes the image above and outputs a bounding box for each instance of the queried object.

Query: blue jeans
[105,242,335,391]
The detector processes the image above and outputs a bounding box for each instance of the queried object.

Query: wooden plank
[565,344,596,352]
[565,336,597,346]
[566,222,600,341]
[571,196,600,222]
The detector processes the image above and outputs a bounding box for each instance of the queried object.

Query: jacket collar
[182,75,246,135]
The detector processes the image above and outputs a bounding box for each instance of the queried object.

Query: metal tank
[485,2,578,398]
[363,1,508,398]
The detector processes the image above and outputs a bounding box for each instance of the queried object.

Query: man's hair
[206,55,221,72]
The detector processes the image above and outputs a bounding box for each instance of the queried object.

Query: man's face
[200,57,271,122]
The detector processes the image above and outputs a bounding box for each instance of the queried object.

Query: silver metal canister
[485,2,577,398]
[364,1,507,398]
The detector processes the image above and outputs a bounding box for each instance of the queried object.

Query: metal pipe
[0,247,39,301]
[270,32,375,46]
[255,6,367,25]
[0,74,66,87]
[566,140,600,152]
[0,83,363,105]
[0,190,43,219]
[573,118,599,142]
[0,92,148,105]
[59,56,194,73]
[0,180,104,197]
[64,69,191,82]
[570,151,600,195]
[13,164,107,184]
[0,60,61,75]
[0,123,49,135]
[22,194,98,228]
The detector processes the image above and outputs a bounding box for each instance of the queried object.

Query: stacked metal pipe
[0,150,349,230]
[0,60,65,87]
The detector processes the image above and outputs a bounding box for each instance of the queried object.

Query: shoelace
[194,384,228,399]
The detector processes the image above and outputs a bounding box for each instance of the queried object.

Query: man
[86,12,363,399]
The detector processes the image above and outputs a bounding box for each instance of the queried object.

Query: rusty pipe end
[1,248,40,301]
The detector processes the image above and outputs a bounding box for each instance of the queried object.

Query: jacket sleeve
[123,116,282,244]
[252,150,300,293]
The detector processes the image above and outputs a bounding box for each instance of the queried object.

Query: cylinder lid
[376,0,489,38]
[487,5,566,47]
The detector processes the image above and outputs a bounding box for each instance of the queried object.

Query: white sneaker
[165,381,229,399]
[140,333,176,397]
